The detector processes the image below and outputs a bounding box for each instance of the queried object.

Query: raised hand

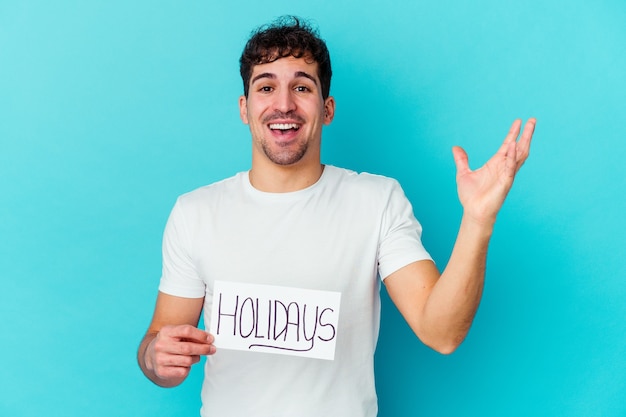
[452,118,536,226]
[145,324,216,384]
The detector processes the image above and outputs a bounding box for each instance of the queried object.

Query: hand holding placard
[145,324,216,383]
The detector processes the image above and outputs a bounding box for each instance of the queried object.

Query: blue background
[1,1,625,416]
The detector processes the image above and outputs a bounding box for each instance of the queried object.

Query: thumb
[452,146,470,175]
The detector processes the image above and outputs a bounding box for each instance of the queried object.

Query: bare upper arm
[146,291,205,335]
[383,259,440,336]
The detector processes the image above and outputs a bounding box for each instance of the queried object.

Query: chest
[191,194,383,294]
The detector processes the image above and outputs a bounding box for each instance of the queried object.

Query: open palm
[452,119,536,225]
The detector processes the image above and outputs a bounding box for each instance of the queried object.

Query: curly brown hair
[239,16,332,99]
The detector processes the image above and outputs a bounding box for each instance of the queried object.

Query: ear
[323,96,336,125]
[239,95,249,124]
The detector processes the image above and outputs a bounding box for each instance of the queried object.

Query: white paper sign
[209,280,341,360]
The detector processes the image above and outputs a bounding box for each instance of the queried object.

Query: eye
[259,86,273,93]
[294,85,310,93]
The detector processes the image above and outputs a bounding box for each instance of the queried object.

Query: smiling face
[239,56,335,168]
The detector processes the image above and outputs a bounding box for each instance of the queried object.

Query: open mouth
[268,123,301,134]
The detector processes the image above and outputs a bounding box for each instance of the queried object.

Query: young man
[138,16,536,416]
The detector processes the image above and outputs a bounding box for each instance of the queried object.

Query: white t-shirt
[159,165,432,417]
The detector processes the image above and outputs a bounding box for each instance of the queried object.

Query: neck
[249,160,324,193]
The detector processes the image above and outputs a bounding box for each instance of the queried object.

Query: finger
[520,118,536,144]
[504,139,517,178]
[157,351,199,368]
[496,119,522,156]
[514,118,536,169]
[155,364,192,380]
[155,327,216,358]
[162,324,213,344]
[452,146,471,176]
[153,346,210,374]
[171,340,216,356]
[153,358,195,380]
[505,119,522,142]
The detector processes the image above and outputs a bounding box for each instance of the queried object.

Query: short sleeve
[158,199,206,298]
[377,180,432,280]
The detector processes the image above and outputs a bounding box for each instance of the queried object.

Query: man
[138,16,535,416]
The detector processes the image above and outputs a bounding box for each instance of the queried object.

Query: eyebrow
[250,72,275,85]
[250,71,319,86]
[295,71,319,86]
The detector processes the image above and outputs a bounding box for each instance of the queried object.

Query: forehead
[249,56,320,83]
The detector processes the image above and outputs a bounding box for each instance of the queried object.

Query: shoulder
[167,172,248,220]
[325,165,402,195]
[176,172,245,204]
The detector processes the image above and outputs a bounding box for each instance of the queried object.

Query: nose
[273,87,297,113]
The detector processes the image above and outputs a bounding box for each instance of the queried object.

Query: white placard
[209,280,341,360]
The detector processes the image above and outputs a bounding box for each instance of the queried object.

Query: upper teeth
[269,123,299,130]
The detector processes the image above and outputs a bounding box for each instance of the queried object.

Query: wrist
[460,213,495,239]
[139,333,158,373]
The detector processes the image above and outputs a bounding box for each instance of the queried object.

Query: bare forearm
[420,214,494,352]
[389,119,535,354]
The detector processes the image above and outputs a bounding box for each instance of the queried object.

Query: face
[239,56,335,167]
